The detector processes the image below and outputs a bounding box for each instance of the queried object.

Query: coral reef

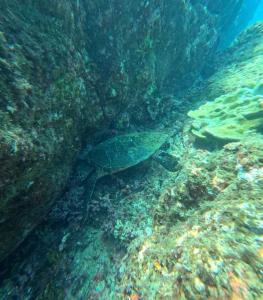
[112,23,263,300]
[0,0,242,261]
[188,83,263,143]
[186,22,263,147]
[0,148,173,299]
[115,137,263,300]
[1,2,261,300]
[1,133,262,299]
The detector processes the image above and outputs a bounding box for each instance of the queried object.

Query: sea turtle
[79,131,179,207]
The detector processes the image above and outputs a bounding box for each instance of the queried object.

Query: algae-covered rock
[115,138,263,300]
[83,0,243,126]
[188,83,263,142]
[0,0,243,261]
[186,22,263,145]
[0,1,104,262]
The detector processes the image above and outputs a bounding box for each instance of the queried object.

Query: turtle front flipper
[153,151,180,172]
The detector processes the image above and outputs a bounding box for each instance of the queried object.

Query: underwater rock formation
[0,0,244,264]
[111,21,263,300]
[218,0,261,49]
[0,1,104,262]
[115,137,263,300]
[0,5,262,299]
[82,0,244,126]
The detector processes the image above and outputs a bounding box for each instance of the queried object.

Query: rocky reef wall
[0,0,105,262]
[0,0,243,261]
[83,0,244,126]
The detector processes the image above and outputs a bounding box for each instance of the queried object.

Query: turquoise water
[251,1,263,23]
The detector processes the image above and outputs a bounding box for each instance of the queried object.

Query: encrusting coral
[188,83,263,143]
[115,137,263,300]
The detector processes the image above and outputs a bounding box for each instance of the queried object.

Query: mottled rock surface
[188,84,263,143]
[116,139,263,300]
[0,0,243,261]
[85,0,243,126]
[0,0,104,262]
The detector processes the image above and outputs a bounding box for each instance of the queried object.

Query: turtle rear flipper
[82,170,99,214]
